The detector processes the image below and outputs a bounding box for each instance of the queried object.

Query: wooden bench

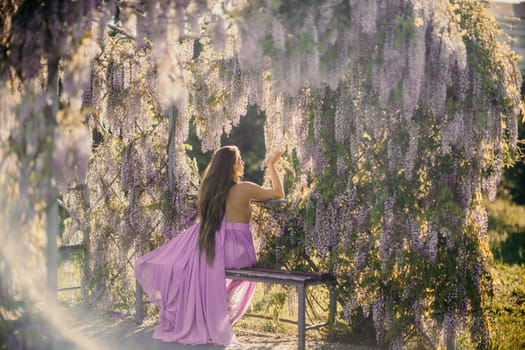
[135,267,337,350]
[226,267,337,350]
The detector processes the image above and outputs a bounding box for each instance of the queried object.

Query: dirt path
[44,305,366,350]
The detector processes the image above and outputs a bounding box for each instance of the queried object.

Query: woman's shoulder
[235,181,259,188]
[232,181,282,202]
[235,181,266,191]
[231,181,261,196]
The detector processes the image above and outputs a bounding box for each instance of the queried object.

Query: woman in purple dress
[135,145,284,346]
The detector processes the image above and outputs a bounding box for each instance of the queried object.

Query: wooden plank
[226,269,316,281]
[57,286,81,292]
[226,273,307,286]
[236,267,326,278]
[225,267,335,286]
[305,322,328,331]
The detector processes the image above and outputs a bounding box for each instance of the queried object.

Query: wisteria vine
[0,0,522,348]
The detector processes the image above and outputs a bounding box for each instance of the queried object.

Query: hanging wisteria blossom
[0,0,522,348]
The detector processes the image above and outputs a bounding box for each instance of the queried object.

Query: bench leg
[298,285,306,350]
[328,283,337,342]
[136,280,144,324]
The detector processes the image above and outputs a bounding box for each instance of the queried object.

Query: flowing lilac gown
[135,218,257,346]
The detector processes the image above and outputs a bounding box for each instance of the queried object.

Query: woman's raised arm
[237,151,284,202]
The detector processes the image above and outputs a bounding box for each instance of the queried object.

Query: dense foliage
[0,0,522,348]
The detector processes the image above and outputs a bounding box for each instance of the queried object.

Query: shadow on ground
[63,309,225,350]
[491,231,525,264]
[48,305,359,350]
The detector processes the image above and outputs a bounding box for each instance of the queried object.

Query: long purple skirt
[135,219,257,346]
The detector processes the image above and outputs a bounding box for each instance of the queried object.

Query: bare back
[225,181,284,223]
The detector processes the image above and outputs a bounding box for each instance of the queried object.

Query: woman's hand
[264,150,285,199]
[269,150,284,166]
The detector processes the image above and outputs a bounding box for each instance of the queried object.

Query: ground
[42,304,367,350]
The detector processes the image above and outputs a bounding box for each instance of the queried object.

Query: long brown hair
[197,145,241,264]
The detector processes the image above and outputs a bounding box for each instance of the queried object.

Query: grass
[487,263,525,350]
[486,199,525,264]
[485,199,525,350]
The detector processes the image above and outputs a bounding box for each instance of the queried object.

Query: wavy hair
[197,145,241,264]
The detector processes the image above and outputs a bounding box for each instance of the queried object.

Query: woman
[135,145,284,346]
